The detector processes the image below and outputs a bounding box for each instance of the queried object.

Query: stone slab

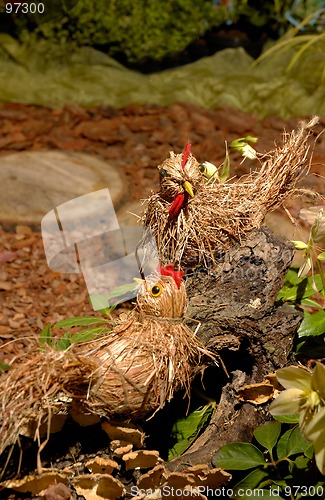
[0,151,125,224]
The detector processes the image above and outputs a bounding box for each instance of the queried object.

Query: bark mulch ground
[0,102,324,364]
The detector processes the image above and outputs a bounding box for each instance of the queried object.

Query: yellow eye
[150,284,162,297]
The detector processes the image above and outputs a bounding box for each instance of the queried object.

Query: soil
[0,101,324,498]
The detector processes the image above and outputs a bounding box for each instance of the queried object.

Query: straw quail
[0,268,213,454]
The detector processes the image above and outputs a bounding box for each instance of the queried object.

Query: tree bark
[168,227,302,472]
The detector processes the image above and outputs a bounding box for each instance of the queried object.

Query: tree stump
[168,227,302,471]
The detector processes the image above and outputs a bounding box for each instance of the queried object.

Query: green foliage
[298,310,325,338]
[276,262,325,356]
[214,442,265,470]
[292,206,325,290]
[276,266,323,309]
[14,0,227,64]
[253,10,325,91]
[231,0,293,28]
[39,314,112,351]
[213,421,322,498]
[90,282,138,312]
[167,402,215,460]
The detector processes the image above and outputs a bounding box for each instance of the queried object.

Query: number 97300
[5,2,45,14]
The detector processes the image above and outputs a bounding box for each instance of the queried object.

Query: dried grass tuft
[143,117,320,266]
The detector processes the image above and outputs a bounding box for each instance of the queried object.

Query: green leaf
[89,282,137,310]
[277,272,323,303]
[272,414,300,424]
[276,428,291,460]
[106,282,137,300]
[90,294,112,311]
[39,324,53,346]
[168,403,215,460]
[220,151,230,183]
[54,316,108,329]
[213,442,265,470]
[70,326,107,344]
[277,426,310,460]
[282,267,302,286]
[298,310,325,338]
[0,361,10,372]
[299,298,323,309]
[304,443,314,459]
[254,421,281,455]
[98,304,117,315]
[293,455,310,469]
[292,240,308,250]
[55,331,72,350]
[233,468,268,496]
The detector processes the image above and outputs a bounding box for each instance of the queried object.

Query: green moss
[12,0,227,63]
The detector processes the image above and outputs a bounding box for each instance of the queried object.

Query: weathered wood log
[168,227,302,471]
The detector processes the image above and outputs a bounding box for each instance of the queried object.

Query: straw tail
[252,116,319,211]
[0,347,98,455]
[0,321,213,455]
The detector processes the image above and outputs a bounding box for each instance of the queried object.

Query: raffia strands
[0,277,212,454]
[143,117,320,266]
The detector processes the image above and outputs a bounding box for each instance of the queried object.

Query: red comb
[181,142,192,169]
[159,264,184,289]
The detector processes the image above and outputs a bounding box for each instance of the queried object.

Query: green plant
[276,267,324,309]
[167,402,216,460]
[275,266,325,357]
[231,0,294,28]
[229,135,258,160]
[214,420,324,499]
[39,315,112,350]
[292,207,325,293]
[253,9,325,89]
[13,0,228,63]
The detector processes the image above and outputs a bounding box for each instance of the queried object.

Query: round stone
[0,151,125,224]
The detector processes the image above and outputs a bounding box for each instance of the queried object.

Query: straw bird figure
[0,268,213,455]
[143,117,319,267]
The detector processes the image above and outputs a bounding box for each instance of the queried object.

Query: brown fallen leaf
[265,373,283,391]
[43,482,71,500]
[0,280,12,291]
[0,251,16,263]
[237,382,275,404]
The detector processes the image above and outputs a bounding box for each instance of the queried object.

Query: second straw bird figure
[143,117,319,267]
[0,268,214,455]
